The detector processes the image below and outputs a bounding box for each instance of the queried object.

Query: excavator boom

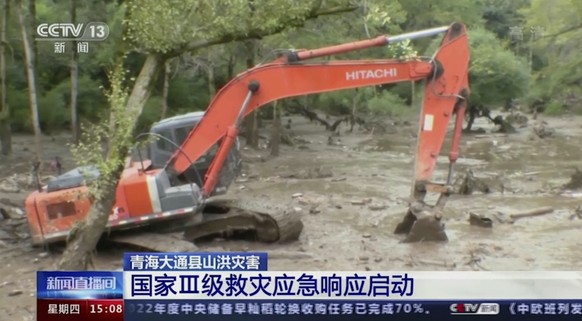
[167,22,470,207]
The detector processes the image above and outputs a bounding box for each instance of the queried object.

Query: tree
[426,28,530,130]
[160,61,171,119]
[521,0,582,114]
[70,0,80,144]
[243,39,259,149]
[58,0,364,270]
[59,62,134,270]
[0,0,10,155]
[15,0,42,161]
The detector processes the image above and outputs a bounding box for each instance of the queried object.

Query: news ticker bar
[122,300,582,321]
[36,299,582,321]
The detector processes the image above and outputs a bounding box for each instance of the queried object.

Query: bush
[543,101,564,115]
[136,96,164,133]
[366,91,411,118]
[6,86,31,132]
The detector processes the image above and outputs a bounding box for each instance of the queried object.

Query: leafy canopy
[426,28,530,108]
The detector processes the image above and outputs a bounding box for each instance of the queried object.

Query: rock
[563,168,582,190]
[351,198,372,206]
[297,198,310,206]
[292,193,303,198]
[309,207,320,215]
[533,121,555,138]
[0,206,24,219]
[0,182,19,193]
[0,229,13,240]
[293,207,302,213]
[368,204,388,211]
[8,290,23,297]
[362,233,372,238]
[0,281,14,288]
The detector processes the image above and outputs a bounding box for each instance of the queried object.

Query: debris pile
[0,173,54,193]
[453,169,492,195]
[562,168,582,190]
[533,121,555,138]
[0,202,29,246]
[505,112,528,128]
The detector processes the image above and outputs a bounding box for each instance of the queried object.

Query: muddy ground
[1,112,582,319]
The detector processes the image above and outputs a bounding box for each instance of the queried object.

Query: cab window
[174,125,195,146]
[156,129,175,151]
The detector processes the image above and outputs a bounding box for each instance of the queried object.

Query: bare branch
[541,24,582,39]
[170,5,359,57]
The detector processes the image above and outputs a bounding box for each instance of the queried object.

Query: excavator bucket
[394,202,448,243]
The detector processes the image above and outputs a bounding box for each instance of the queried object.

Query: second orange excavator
[24,22,470,249]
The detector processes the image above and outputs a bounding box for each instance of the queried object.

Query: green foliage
[317,90,356,115]
[543,101,565,115]
[366,91,411,118]
[70,64,133,200]
[426,28,530,109]
[6,86,30,131]
[37,87,69,131]
[135,96,163,133]
[166,76,210,112]
[124,0,350,53]
[398,0,485,28]
[5,0,580,135]
[479,0,529,39]
[521,0,582,113]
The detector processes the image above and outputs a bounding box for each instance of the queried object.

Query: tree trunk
[270,101,280,156]
[58,54,165,270]
[57,172,119,270]
[161,60,170,119]
[70,0,79,144]
[350,88,357,132]
[244,40,259,149]
[28,0,36,61]
[410,81,415,107]
[0,0,11,155]
[207,61,216,97]
[227,53,236,79]
[16,0,42,161]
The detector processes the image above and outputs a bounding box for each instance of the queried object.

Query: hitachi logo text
[345,68,397,81]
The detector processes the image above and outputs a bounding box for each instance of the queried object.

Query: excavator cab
[142,111,242,196]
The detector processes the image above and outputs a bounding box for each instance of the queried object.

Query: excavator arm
[166,22,470,242]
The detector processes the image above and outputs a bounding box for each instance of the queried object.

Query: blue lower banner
[123,300,582,320]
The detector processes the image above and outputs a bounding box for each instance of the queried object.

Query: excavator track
[185,198,304,243]
[107,197,303,252]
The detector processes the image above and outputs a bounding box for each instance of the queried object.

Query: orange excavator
[24,22,470,249]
